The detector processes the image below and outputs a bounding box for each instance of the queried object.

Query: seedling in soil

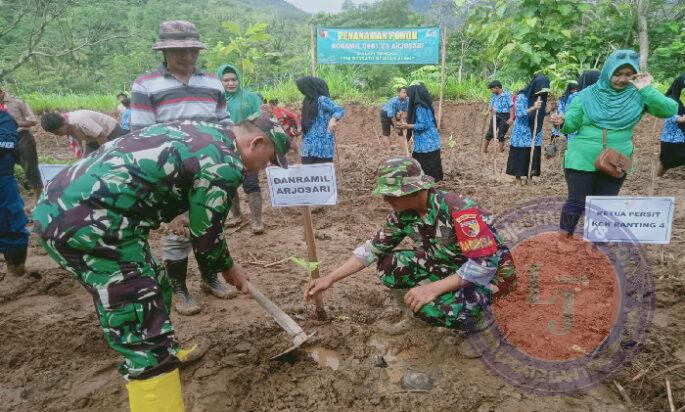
[289,256,320,275]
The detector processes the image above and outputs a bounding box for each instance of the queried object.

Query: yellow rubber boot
[177,344,197,362]
[127,369,185,412]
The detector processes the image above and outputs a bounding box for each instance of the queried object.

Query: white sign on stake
[584,196,675,244]
[266,163,337,207]
[38,164,68,186]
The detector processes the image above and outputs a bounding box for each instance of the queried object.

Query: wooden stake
[400,134,409,157]
[527,97,542,183]
[302,205,326,320]
[310,25,317,77]
[399,112,410,157]
[666,379,675,412]
[492,111,498,145]
[649,159,657,196]
[612,380,632,407]
[437,22,447,129]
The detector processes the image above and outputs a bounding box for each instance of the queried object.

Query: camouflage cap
[153,20,207,50]
[248,112,291,169]
[372,157,434,197]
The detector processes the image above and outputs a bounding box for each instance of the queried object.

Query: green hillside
[0,0,309,94]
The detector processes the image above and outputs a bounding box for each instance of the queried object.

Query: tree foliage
[1,0,683,99]
[460,0,685,88]
[206,22,273,86]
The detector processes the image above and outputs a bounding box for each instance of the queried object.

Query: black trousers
[485,112,510,141]
[659,141,685,172]
[301,156,333,164]
[380,110,403,137]
[16,130,42,189]
[559,168,625,234]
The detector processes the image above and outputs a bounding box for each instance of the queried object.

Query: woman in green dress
[550,49,677,236]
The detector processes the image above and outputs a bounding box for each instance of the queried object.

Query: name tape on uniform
[584,196,675,244]
[266,163,337,207]
[38,164,68,186]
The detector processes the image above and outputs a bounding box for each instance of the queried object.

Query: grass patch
[23,93,118,114]
[19,73,536,113]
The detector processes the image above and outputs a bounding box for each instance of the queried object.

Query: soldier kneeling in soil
[306,157,516,349]
[33,117,290,411]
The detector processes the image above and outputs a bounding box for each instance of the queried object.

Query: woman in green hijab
[216,64,262,122]
[216,63,266,234]
[550,49,677,236]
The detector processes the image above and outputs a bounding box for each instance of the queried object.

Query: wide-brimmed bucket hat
[153,20,207,50]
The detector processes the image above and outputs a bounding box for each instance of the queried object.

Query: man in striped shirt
[131,20,233,316]
[131,21,229,129]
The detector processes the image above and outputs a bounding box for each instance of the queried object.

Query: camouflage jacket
[33,121,243,275]
[354,189,510,286]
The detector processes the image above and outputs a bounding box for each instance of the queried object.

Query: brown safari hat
[153,20,207,50]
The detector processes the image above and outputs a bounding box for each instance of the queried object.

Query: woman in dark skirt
[506,75,550,183]
[657,73,685,176]
[400,83,443,182]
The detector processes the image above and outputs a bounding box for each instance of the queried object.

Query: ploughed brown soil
[494,232,621,362]
[1,103,683,411]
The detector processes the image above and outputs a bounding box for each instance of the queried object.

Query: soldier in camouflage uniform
[33,117,290,411]
[306,157,516,334]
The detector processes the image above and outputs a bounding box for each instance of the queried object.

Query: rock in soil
[400,371,434,391]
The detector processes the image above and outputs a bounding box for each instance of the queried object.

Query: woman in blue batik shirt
[657,73,685,176]
[398,83,443,182]
[506,75,550,183]
[296,76,345,164]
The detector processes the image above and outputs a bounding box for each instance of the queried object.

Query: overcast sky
[286,0,376,13]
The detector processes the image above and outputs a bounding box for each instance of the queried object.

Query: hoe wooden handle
[247,281,305,338]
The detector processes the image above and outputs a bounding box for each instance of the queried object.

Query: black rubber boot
[165,258,200,315]
[247,192,264,234]
[5,247,28,276]
[201,270,237,299]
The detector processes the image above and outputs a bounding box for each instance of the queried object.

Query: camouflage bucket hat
[249,113,291,169]
[372,157,434,197]
[153,20,207,50]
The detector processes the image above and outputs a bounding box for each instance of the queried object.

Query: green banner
[316,27,440,65]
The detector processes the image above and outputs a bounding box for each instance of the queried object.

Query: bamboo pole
[492,111,498,147]
[400,134,409,157]
[310,25,317,77]
[437,22,447,129]
[527,97,542,183]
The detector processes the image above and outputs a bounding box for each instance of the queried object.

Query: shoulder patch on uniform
[452,208,497,258]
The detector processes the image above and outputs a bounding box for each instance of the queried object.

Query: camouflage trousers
[39,237,180,380]
[377,250,494,331]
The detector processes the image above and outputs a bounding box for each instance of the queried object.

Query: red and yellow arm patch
[452,208,498,258]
